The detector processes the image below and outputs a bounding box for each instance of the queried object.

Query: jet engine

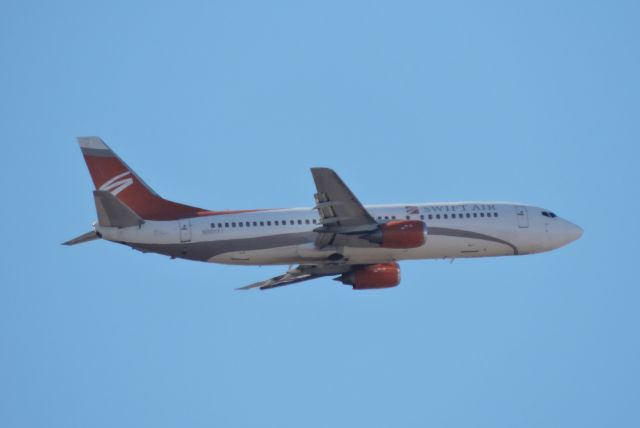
[364,220,427,249]
[337,262,401,290]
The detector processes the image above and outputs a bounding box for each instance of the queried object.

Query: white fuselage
[96,202,583,266]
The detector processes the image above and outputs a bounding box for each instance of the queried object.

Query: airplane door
[179,219,192,242]
[515,206,529,228]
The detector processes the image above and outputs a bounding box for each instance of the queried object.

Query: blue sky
[1,1,639,427]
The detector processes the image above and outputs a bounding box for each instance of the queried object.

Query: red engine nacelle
[365,220,427,249]
[338,263,401,290]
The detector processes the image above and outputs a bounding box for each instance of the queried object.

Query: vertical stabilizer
[78,137,205,220]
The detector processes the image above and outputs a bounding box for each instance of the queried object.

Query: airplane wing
[311,168,378,234]
[236,270,323,290]
[240,168,381,290]
[237,264,352,291]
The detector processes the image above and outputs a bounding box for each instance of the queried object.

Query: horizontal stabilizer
[94,190,144,228]
[62,230,99,246]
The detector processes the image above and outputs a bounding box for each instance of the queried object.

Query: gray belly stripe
[131,228,518,261]
[428,227,519,255]
[132,232,316,261]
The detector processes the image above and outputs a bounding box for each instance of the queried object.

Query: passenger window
[210,223,215,228]
[275,221,279,226]
[420,215,424,220]
[290,220,294,225]
[473,213,477,218]
[436,214,441,219]
[253,221,257,226]
[298,220,302,225]
[312,219,317,224]
[225,222,229,227]
[466,213,470,218]
[406,216,410,220]
[384,216,389,220]
[232,222,236,227]
[480,213,485,217]
[305,219,310,225]
[392,216,396,220]
[267,221,272,226]
[494,212,499,218]
[239,222,243,227]
[451,214,456,219]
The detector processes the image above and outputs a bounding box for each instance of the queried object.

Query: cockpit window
[541,211,557,218]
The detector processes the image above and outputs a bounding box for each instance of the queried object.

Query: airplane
[65,137,583,290]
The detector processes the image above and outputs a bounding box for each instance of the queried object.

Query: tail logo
[99,171,134,196]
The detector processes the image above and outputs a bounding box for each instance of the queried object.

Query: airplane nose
[548,220,583,248]
[567,223,583,243]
